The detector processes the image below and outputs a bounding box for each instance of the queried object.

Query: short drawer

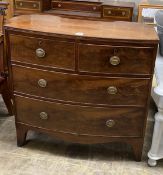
[15,0,41,11]
[15,95,145,137]
[10,35,75,70]
[12,65,150,106]
[78,43,155,75]
[51,0,101,12]
[102,7,131,20]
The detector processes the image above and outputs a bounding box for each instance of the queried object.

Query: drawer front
[15,0,41,11]
[12,66,150,106]
[15,95,145,137]
[51,0,101,12]
[10,35,75,70]
[78,43,154,75]
[103,7,131,20]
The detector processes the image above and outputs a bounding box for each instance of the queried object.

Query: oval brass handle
[106,119,115,128]
[33,4,37,8]
[38,79,47,88]
[40,112,48,120]
[93,6,97,10]
[110,56,120,66]
[107,86,117,95]
[122,11,126,16]
[58,3,61,7]
[108,10,112,15]
[19,2,23,6]
[36,48,46,58]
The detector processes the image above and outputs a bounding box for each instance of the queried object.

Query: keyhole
[114,48,118,55]
[38,41,42,46]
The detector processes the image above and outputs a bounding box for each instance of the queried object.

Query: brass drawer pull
[106,119,115,128]
[36,48,46,58]
[33,4,37,8]
[110,56,120,66]
[122,11,126,16]
[40,112,48,120]
[93,6,97,10]
[107,10,112,15]
[38,79,47,88]
[19,2,23,6]
[58,3,61,8]
[107,86,117,95]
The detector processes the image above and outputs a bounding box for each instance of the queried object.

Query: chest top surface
[5,14,158,43]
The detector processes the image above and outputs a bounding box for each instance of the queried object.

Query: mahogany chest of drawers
[4,14,158,161]
[13,0,135,21]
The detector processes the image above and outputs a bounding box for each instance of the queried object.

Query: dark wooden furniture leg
[16,123,28,147]
[129,139,144,162]
[1,81,13,115]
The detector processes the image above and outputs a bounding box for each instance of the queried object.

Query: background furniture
[13,0,135,21]
[0,1,13,115]
[5,14,158,161]
[138,0,163,24]
[148,51,163,166]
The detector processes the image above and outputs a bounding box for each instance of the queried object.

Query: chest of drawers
[4,14,158,161]
[13,0,134,21]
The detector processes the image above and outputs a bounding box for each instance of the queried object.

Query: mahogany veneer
[4,14,158,161]
[12,65,150,106]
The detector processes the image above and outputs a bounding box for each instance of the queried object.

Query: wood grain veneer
[10,34,75,70]
[15,95,145,137]
[5,15,158,42]
[78,43,155,75]
[12,65,150,107]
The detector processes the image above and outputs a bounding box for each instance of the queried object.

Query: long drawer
[78,43,155,75]
[15,95,145,137]
[12,65,150,106]
[10,35,75,70]
[51,0,101,12]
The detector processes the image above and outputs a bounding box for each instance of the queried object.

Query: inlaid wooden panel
[10,34,75,70]
[52,0,101,12]
[78,43,155,75]
[15,95,145,137]
[15,0,41,11]
[103,7,131,20]
[12,65,150,107]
